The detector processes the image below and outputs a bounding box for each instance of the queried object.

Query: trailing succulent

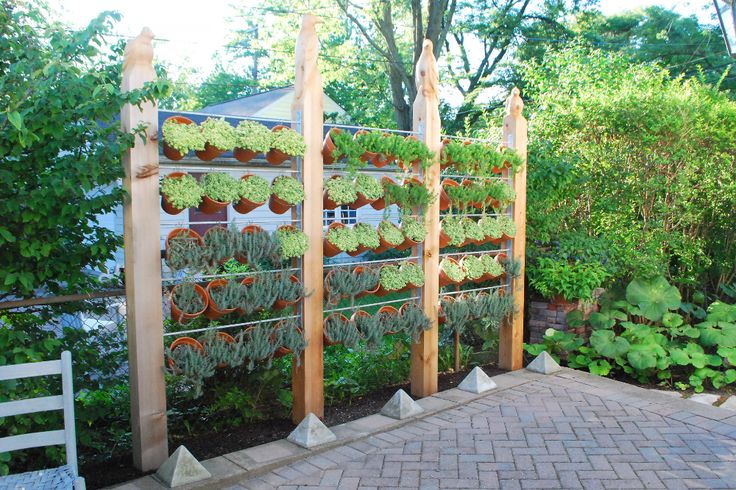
[378,220,404,246]
[401,216,427,243]
[440,291,514,338]
[276,274,304,303]
[325,176,358,206]
[203,226,240,266]
[161,173,204,209]
[327,225,359,252]
[201,172,240,203]
[208,280,242,310]
[355,174,384,200]
[324,314,361,348]
[441,297,471,335]
[238,175,271,203]
[234,120,273,152]
[353,223,380,249]
[172,282,205,314]
[200,117,237,150]
[274,318,308,365]
[272,127,306,156]
[239,228,282,266]
[166,344,215,397]
[272,176,305,204]
[398,302,432,342]
[276,227,309,260]
[167,233,205,271]
[379,265,407,292]
[400,261,424,287]
[162,118,206,154]
[352,312,386,351]
[325,266,379,304]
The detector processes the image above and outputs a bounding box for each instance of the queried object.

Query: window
[323,206,356,227]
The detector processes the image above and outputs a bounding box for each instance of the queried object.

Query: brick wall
[528,295,600,344]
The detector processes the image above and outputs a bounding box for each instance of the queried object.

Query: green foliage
[326,225,359,252]
[528,257,609,302]
[274,318,308,363]
[441,297,471,335]
[353,223,380,249]
[201,173,240,203]
[0,5,170,297]
[172,282,206,314]
[398,302,431,342]
[167,232,205,272]
[237,175,271,203]
[325,176,358,205]
[200,117,237,150]
[203,226,240,266]
[478,216,502,239]
[442,217,465,247]
[161,173,204,209]
[234,120,273,152]
[441,259,466,283]
[324,314,361,349]
[271,127,306,156]
[276,227,309,260]
[325,266,379,304]
[238,228,281,267]
[461,218,484,242]
[271,176,305,205]
[379,265,407,292]
[355,174,384,200]
[401,216,427,242]
[162,119,205,154]
[208,281,242,310]
[461,256,485,281]
[497,215,516,237]
[480,255,504,277]
[353,312,386,351]
[378,220,404,246]
[442,141,522,175]
[524,276,736,392]
[384,179,435,213]
[400,261,424,287]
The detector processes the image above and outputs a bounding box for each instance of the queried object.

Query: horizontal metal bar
[324,296,420,314]
[0,289,125,310]
[162,267,301,284]
[163,314,301,338]
[440,173,509,181]
[440,213,507,218]
[326,123,417,135]
[162,109,294,124]
[160,161,299,173]
[440,285,504,296]
[440,249,510,258]
[162,218,301,227]
[440,133,500,144]
[323,255,420,269]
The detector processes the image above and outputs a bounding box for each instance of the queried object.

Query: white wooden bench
[0,351,85,489]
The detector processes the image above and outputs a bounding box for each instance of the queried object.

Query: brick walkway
[233,370,736,490]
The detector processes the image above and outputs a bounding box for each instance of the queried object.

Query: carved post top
[300,13,324,29]
[505,87,524,118]
[123,27,155,73]
[415,39,438,98]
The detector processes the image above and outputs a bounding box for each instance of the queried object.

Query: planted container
[165,228,204,264]
[439,257,465,287]
[377,264,407,296]
[167,336,205,368]
[350,174,383,210]
[276,225,309,260]
[233,174,270,214]
[269,175,305,214]
[370,176,396,210]
[199,172,239,214]
[233,120,273,163]
[323,175,358,210]
[374,220,404,254]
[322,128,343,165]
[376,305,400,334]
[354,265,381,298]
[161,172,204,214]
[354,129,378,163]
[267,125,306,165]
[170,282,208,323]
[204,279,239,320]
[323,312,358,347]
[196,117,237,161]
[162,116,204,161]
[236,224,264,264]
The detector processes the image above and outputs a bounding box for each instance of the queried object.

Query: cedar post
[410,40,441,397]
[291,14,325,422]
[499,87,527,371]
[120,28,168,470]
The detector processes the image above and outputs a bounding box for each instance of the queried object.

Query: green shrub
[234,120,273,152]
[401,217,427,242]
[237,175,271,203]
[379,265,407,291]
[200,117,237,150]
[441,259,466,282]
[272,176,305,205]
[201,173,240,203]
[354,223,380,249]
[400,261,424,287]
[528,257,609,301]
[161,173,204,209]
[325,176,358,205]
[276,227,309,259]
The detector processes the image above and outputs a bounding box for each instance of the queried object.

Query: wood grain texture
[499,87,527,371]
[121,27,168,471]
[410,40,441,397]
[291,14,325,423]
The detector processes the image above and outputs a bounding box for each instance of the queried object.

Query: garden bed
[81,363,503,489]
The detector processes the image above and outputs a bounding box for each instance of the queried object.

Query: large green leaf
[588,359,612,376]
[626,345,657,370]
[706,302,736,322]
[625,276,681,322]
[590,330,630,358]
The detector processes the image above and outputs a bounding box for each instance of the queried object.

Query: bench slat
[0,430,66,452]
[0,395,64,417]
[0,359,62,381]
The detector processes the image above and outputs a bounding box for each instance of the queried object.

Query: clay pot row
[439,138,512,173]
[323,221,420,258]
[438,178,505,211]
[438,227,513,250]
[163,116,295,165]
[323,263,423,302]
[438,290,506,325]
[161,172,299,216]
[322,129,421,170]
[438,254,507,288]
[323,304,410,346]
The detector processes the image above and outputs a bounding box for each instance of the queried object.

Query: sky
[56,0,722,85]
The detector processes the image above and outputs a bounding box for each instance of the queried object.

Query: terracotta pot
[354,129,378,163]
[438,296,455,325]
[501,233,514,242]
[168,336,205,368]
[439,257,463,287]
[204,279,237,320]
[161,172,190,215]
[397,135,422,171]
[235,224,265,264]
[346,244,368,257]
[370,176,396,210]
[198,194,230,214]
[355,266,380,298]
[395,235,418,252]
[195,142,227,161]
[322,128,342,165]
[236,276,256,315]
[349,175,379,209]
[233,147,257,163]
[323,175,348,210]
[273,322,302,358]
[233,175,267,214]
[269,175,298,214]
[266,125,292,165]
[165,228,203,263]
[350,309,372,334]
[162,116,195,161]
[273,274,302,310]
[439,228,451,249]
[372,133,397,168]
[170,283,208,324]
[323,222,347,258]
[439,178,460,211]
[199,332,236,368]
[323,312,350,346]
[377,305,400,334]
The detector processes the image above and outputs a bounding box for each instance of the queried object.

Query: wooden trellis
[120,17,527,471]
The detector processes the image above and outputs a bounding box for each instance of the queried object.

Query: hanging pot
[235,225,264,264]
[323,313,350,346]
[236,276,256,315]
[439,138,452,170]
[377,305,400,334]
[273,274,302,310]
[161,172,191,215]
[323,221,347,258]
[165,228,204,262]
[169,283,209,324]
[195,143,227,162]
[322,128,342,165]
[438,296,455,325]
[395,235,418,252]
[370,176,396,210]
[233,175,267,214]
[398,135,422,171]
[349,175,379,210]
[167,336,205,368]
[346,243,368,257]
[350,309,372,335]
[233,147,258,163]
[354,266,380,298]
[354,129,378,163]
[269,182,296,214]
[273,321,303,358]
[439,228,451,249]
[199,332,236,368]
[372,133,397,168]
[162,116,196,161]
[266,125,292,165]
[204,279,237,320]
[323,175,348,211]
[439,257,463,287]
[439,178,460,212]
[198,194,230,214]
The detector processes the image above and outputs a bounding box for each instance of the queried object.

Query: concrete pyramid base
[380,389,424,420]
[287,413,337,448]
[155,445,211,488]
[526,351,562,374]
[458,366,498,394]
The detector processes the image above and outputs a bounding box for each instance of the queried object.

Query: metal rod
[440,249,510,257]
[323,255,419,269]
[162,267,301,284]
[160,162,299,174]
[161,109,294,124]
[326,123,418,135]
[440,284,504,296]
[439,213,506,218]
[162,218,301,227]
[0,289,126,310]
[323,295,420,314]
[440,133,501,144]
[440,173,508,181]
[163,314,301,338]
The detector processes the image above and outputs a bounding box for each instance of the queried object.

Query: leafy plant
[441,259,466,283]
[271,127,306,156]
[167,345,216,398]
[528,257,609,302]
[497,215,516,237]
[478,216,502,240]
[353,312,386,351]
[442,217,465,247]
[325,176,358,206]
[355,174,384,200]
[203,226,240,266]
[161,173,204,209]
[480,254,504,277]
[167,233,205,271]
[626,276,681,322]
[200,117,237,150]
[354,223,381,249]
[461,256,485,281]
[401,216,427,242]
[274,318,307,364]
[461,218,484,243]
[201,172,240,203]
[276,227,309,260]
[237,175,271,203]
[326,225,359,252]
[234,120,273,152]
[379,265,407,292]
[384,179,434,212]
[327,128,365,174]
[271,176,305,205]
[378,220,404,246]
[400,261,424,287]
[162,119,206,154]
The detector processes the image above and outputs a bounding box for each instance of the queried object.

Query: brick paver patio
[233,370,736,490]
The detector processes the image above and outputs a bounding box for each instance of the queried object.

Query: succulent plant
[234,120,273,152]
[276,274,304,303]
[378,220,404,246]
[274,318,307,365]
[167,233,205,271]
[481,254,504,277]
[272,176,305,205]
[208,280,242,310]
[324,314,361,348]
[478,216,503,239]
[200,117,237,150]
[401,216,427,242]
[326,225,359,252]
[400,261,425,287]
[398,302,431,342]
[441,259,466,283]
[325,176,358,206]
[325,266,379,303]
[161,173,204,209]
[238,175,271,203]
[162,119,206,154]
[462,218,485,242]
[238,324,278,371]
[201,173,240,203]
[239,228,281,267]
[271,127,306,156]
[353,312,385,351]
[353,223,380,249]
[172,282,205,314]
[442,217,465,247]
[498,215,516,237]
[440,297,471,335]
[462,255,485,281]
[166,344,215,398]
[379,265,407,291]
[354,174,384,200]
[276,227,309,260]
[203,226,240,265]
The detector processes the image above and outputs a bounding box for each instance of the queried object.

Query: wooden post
[291,14,325,423]
[498,87,527,371]
[411,40,441,397]
[120,28,168,470]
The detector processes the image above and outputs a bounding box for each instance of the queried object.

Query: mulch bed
[83,364,503,489]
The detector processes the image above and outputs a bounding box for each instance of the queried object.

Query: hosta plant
[355,174,384,200]
[271,176,305,205]
[401,216,427,242]
[234,120,273,152]
[325,176,358,205]
[272,127,306,156]
[326,225,359,252]
[201,172,240,203]
[238,175,271,203]
[162,118,206,154]
[379,265,407,292]
[354,223,380,249]
[161,173,204,209]
[276,227,309,260]
[378,220,404,246]
[200,117,237,150]
[400,261,424,287]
